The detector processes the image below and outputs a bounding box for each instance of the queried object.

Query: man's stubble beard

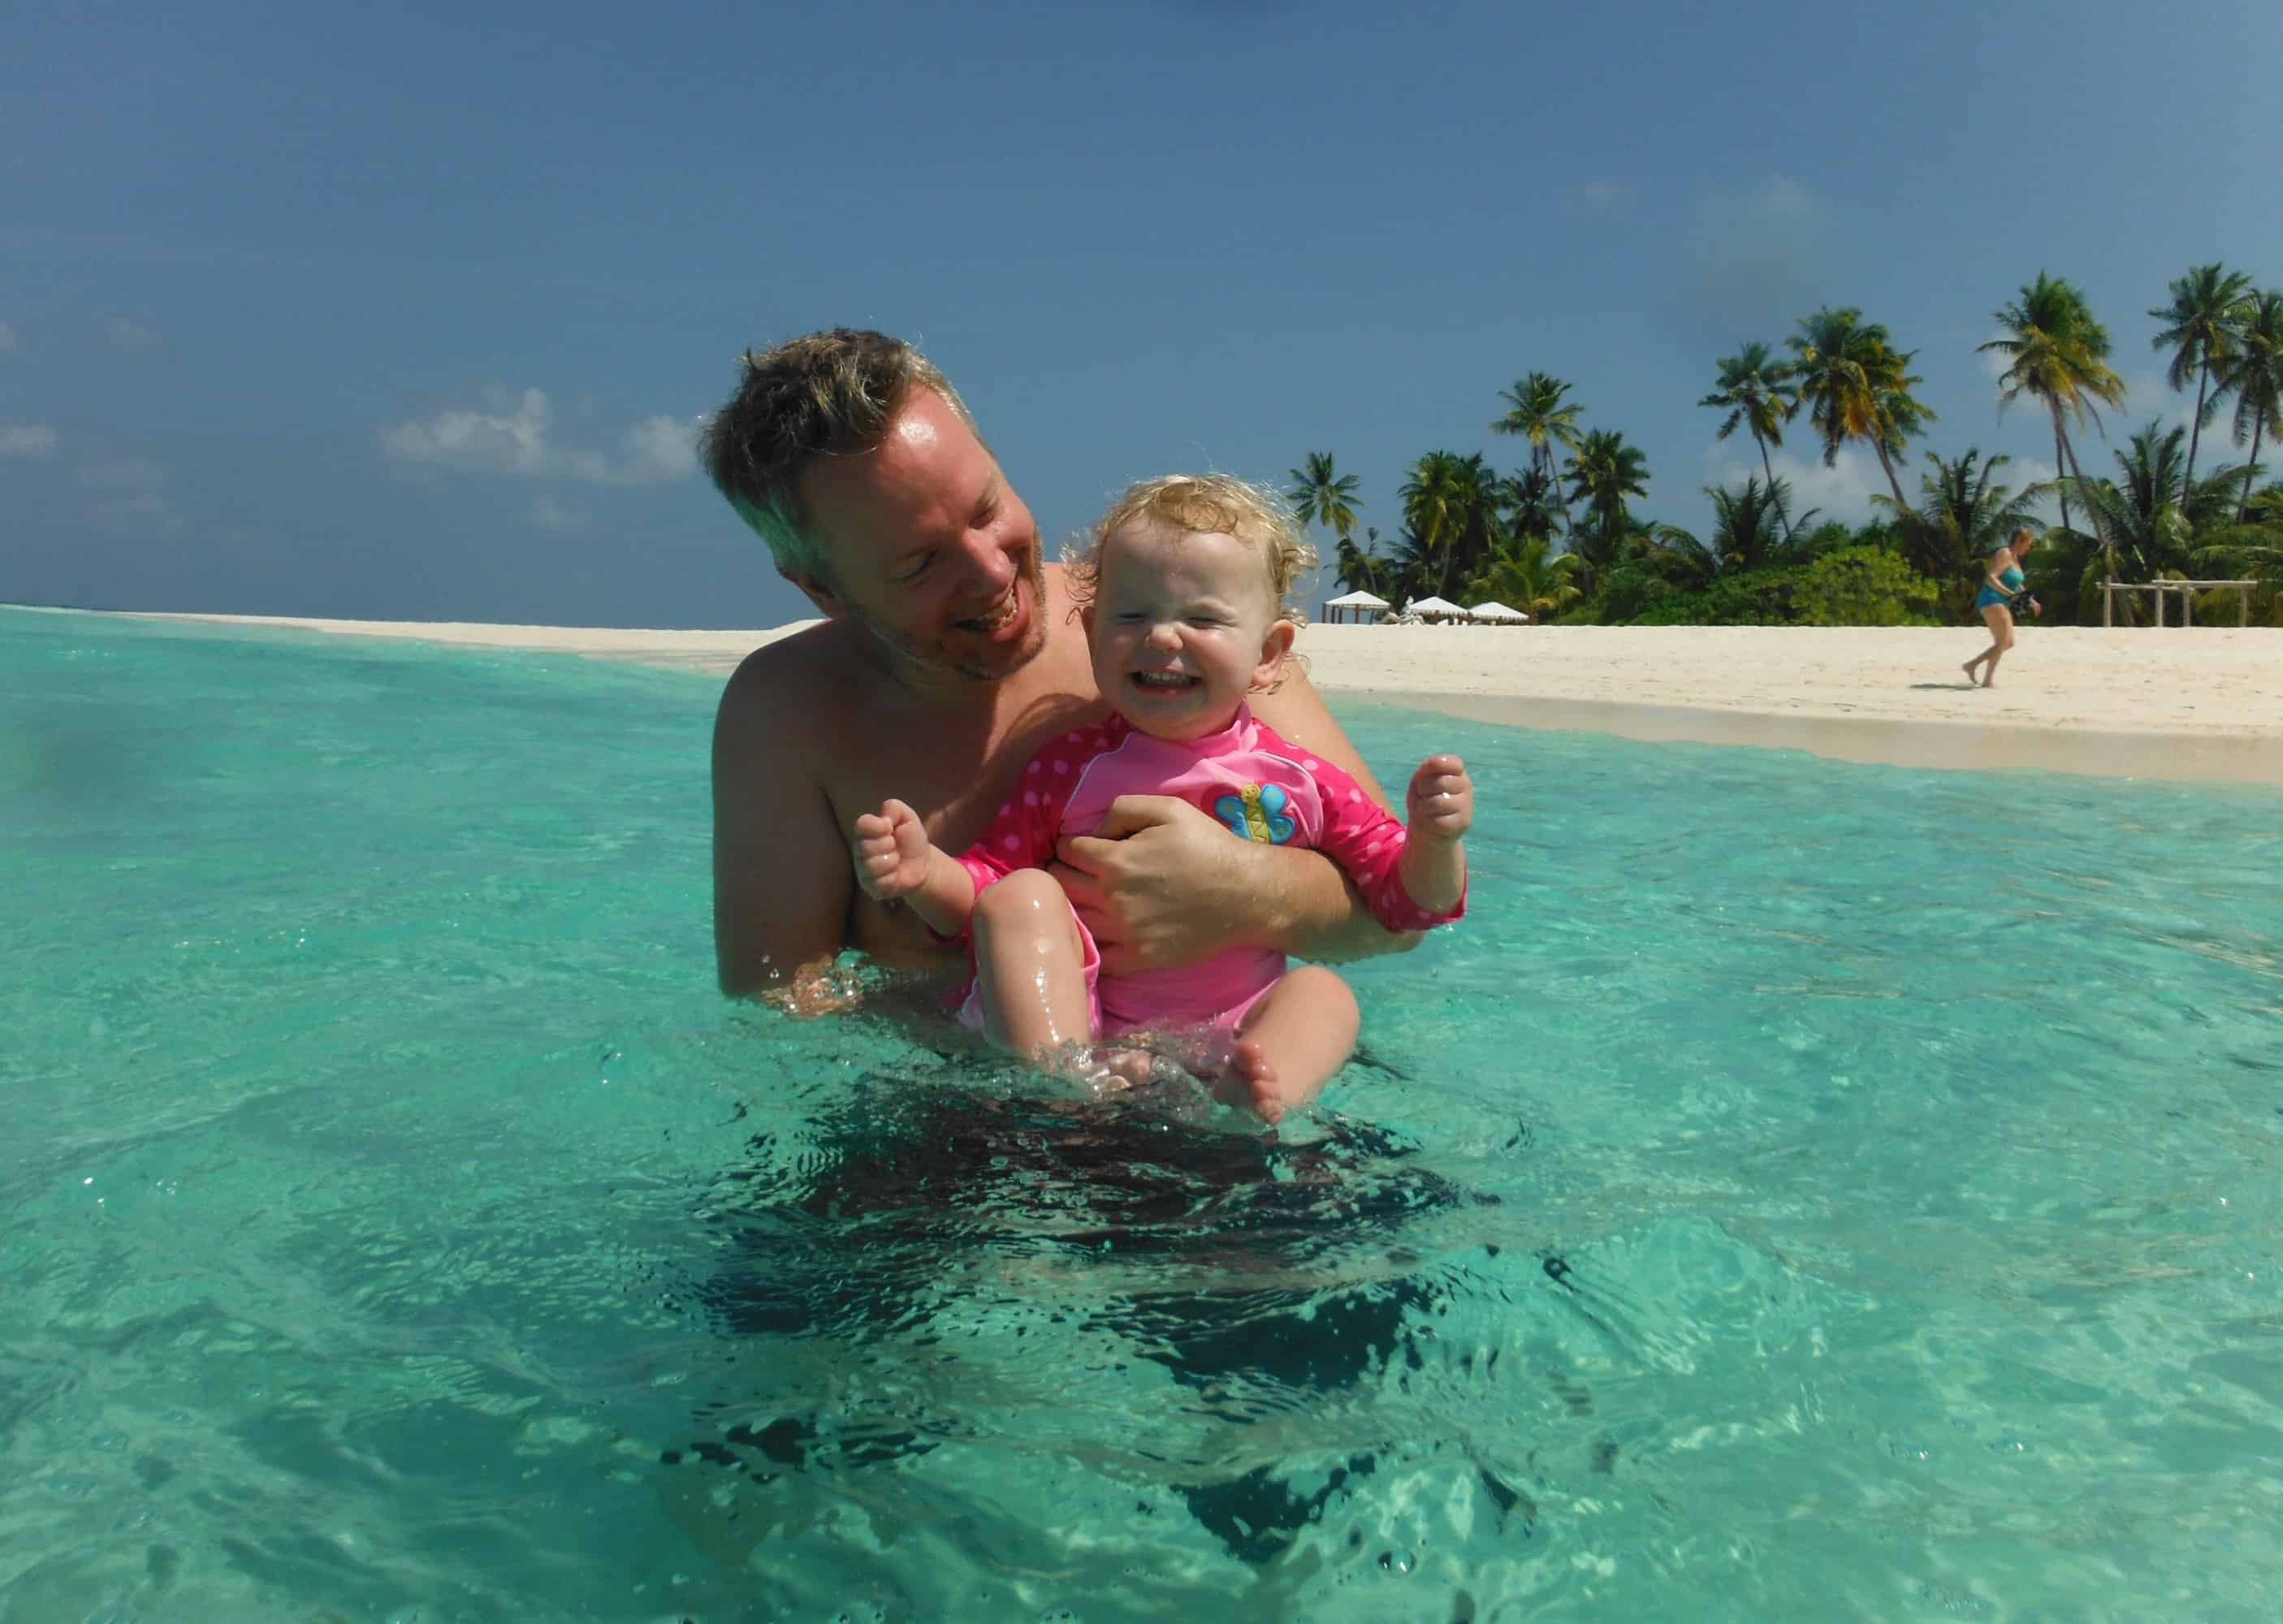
[852,543,1050,684]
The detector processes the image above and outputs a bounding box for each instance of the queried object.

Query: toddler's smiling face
[1084,519,1294,743]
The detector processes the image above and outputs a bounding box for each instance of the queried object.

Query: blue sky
[6,0,2280,627]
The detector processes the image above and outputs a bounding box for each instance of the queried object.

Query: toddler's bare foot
[1228,1038,1286,1125]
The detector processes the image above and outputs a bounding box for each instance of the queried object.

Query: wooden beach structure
[2101,579,2258,628]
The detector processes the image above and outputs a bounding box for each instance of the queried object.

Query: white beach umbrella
[1405,595,1471,620]
[1467,601,1529,622]
[1321,588,1393,624]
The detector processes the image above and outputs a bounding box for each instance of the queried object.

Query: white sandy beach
[90,610,2283,783]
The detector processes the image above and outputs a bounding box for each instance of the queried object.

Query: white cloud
[0,322,16,354]
[2002,454,2059,490]
[104,316,163,352]
[1704,439,1887,525]
[383,387,554,475]
[531,495,589,531]
[2,422,58,458]
[380,389,701,484]
[621,413,702,482]
[2111,368,2256,456]
[80,458,165,490]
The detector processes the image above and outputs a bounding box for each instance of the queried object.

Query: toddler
[851,474,1472,1121]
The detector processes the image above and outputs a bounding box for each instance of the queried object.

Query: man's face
[793,389,1048,684]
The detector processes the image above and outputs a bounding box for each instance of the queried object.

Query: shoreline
[38,607,2283,786]
[1339,690,2283,784]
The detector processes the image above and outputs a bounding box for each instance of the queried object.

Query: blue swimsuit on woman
[1975,558,2025,611]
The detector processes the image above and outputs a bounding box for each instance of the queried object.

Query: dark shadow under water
[657,1052,1555,1563]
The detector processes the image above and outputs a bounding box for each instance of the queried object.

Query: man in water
[700,328,1415,1004]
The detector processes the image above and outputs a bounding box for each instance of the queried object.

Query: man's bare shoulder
[715,620,867,751]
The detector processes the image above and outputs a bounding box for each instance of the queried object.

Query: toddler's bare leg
[1224,965,1360,1124]
[971,870,1093,1059]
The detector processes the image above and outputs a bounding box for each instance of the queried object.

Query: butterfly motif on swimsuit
[1212,782,1297,844]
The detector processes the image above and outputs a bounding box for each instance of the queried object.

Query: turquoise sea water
[4,604,2281,1622]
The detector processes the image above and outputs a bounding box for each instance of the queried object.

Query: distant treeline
[1293,266,2283,627]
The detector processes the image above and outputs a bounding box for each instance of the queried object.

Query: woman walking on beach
[1963,527,2041,689]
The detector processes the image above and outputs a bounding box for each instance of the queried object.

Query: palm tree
[1464,531,1581,623]
[1875,448,2041,618]
[1699,342,1800,541]
[1628,524,1722,591]
[1562,429,1650,578]
[1490,373,1585,535]
[1978,274,2127,563]
[2149,262,2255,488]
[1399,451,1504,602]
[1330,531,1392,599]
[1784,306,1935,515]
[1705,476,1814,574]
[1498,464,1564,543]
[2047,421,2247,612]
[1358,525,1428,604]
[1286,451,1362,545]
[2190,477,2283,623]
[2212,289,2283,522]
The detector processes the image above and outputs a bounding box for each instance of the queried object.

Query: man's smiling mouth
[958,581,1021,633]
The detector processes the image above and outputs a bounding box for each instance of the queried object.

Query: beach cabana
[1322,589,1391,624]
[1467,601,1530,624]
[1404,595,1472,623]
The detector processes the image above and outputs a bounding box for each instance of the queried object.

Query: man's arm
[711,650,853,1001]
[1055,664,1420,973]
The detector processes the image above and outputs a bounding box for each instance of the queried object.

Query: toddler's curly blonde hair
[1063,473,1316,625]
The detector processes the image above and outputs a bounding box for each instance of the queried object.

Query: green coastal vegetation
[1291,264,2283,628]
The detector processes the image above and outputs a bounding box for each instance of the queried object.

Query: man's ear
[1251,618,1297,690]
[781,567,849,621]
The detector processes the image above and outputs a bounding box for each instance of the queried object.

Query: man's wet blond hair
[1066,473,1315,625]
[697,328,978,584]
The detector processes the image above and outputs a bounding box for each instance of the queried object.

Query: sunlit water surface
[4,607,2280,1622]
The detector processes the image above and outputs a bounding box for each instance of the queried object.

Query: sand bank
[90,610,825,675]
[87,611,2283,783]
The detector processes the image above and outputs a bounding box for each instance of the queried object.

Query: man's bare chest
[822,688,1105,852]
[820,685,1100,964]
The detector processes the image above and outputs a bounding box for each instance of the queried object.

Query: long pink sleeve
[1290,749,1467,932]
